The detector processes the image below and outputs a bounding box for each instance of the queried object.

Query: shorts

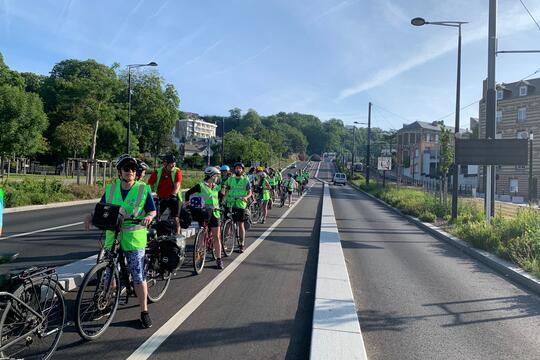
[159,198,180,218]
[106,249,146,285]
[287,190,293,195]
[208,213,220,228]
[231,208,246,223]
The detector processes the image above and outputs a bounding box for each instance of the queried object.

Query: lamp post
[529,131,534,205]
[126,62,158,154]
[353,121,367,180]
[221,117,225,165]
[412,17,467,220]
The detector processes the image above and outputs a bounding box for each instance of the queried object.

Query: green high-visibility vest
[224,176,250,209]
[285,179,295,192]
[198,181,220,218]
[104,180,150,251]
[153,166,181,199]
[261,178,271,201]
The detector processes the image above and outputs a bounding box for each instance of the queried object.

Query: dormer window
[496,90,504,100]
[519,85,528,96]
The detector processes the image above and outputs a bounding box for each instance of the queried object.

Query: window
[495,133,503,139]
[519,86,528,96]
[435,134,439,143]
[518,107,527,122]
[426,133,432,142]
[497,90,504,100]
[496,110,502,125]
[509,179,519,194]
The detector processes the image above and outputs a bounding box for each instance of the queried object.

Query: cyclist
[268,168,278,206]
[86,154,157,329]
[148,154,182,234]
[0,187,3,237]
[217,165,231,204]
[259,172,272,223]
[283,173,297,207]
[222,162,252,253]
[184,167,224,269]
[136,159,149,181]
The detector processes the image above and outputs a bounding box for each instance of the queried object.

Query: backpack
[159,235,186,272]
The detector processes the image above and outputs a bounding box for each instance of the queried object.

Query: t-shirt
[100,186,156,213]
[148,168,182,199]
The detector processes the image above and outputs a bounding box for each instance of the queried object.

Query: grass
[356,181,540,279]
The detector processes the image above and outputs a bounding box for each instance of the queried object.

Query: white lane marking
[0,222,84,240]
[315,162,321,178]
[126,184,316,360]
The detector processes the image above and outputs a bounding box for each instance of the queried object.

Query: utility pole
[221,117,225,165]
[351,126,356,179]
[451,23,463,220]
[485,0,497,221]
[366,102,372,185]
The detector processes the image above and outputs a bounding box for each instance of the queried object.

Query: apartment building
[173,113,217,143]
[478,78,539,201]
[396,120,477,186]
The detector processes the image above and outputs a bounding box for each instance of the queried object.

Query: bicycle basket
[92,203,125,231]
[159,235,186,272]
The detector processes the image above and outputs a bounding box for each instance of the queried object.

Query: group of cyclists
[85,153,311,330]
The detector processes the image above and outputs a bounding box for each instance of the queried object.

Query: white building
[174,117,217,142]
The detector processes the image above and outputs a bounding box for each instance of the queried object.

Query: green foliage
[55,121,93,157]
[438,123,453,177]
[419,211,436,223]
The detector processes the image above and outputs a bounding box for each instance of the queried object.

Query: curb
[350,183,540,296]
[310,182,368,360]
[5,199,100,214]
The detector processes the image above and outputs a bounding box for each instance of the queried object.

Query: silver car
[333,173,347,186]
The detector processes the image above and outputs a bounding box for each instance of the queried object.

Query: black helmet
[161,154,176,164]
[116,154,137,170]
[233,162,245,169]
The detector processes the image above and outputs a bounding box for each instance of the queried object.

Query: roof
[494,77,540,101]
[398,121,467,134]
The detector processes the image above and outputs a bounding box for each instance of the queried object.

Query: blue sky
[2,0,540,131]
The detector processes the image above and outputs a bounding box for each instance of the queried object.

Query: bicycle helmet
[259,172,267,178]
[137,159,149,171]
[220,165,230,171]
[233,162,245,169]
[116,154,138,170]
[160,154,176,164]
[204,166,220,176]
[256,166,264,172]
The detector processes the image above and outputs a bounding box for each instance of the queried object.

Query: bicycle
[75,218,170,340]
[0,253,66,360]
[191,208,222,275]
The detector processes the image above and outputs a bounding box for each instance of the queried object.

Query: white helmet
[204,166,220,176]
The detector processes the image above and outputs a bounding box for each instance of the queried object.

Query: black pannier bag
[92,203,126,231]
[155,219,176,237]
[159,235,186,272]
[179,204,192,229]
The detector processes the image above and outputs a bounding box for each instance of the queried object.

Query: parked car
[333,173,347,186]
[289,164,297,169]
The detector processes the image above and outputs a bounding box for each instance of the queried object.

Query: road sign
[377,157,392,171]
[455,139,528,165]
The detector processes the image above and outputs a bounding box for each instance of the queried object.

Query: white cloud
[337,2,540,100]
[311,0,360,24]
[184,39,223,66]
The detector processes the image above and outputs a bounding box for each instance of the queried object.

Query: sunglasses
[122,166,137,172]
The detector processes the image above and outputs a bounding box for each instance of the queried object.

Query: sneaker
[216,258,224,269]
[238,245,244,253]
[261,219,266,224]
[141,311,152,329]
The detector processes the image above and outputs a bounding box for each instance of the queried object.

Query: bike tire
[75,261,120,341]
[221,219,235,257]
[193,229,207,275]
[0,279,66,360]
[146,255,172,303]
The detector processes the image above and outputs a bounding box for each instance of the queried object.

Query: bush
[454,221,500,251]
[419,211,436,223]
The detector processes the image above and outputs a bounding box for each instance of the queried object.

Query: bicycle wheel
[0,279,65,360]
[193,229,207,275]
[221,219,235,257]
[145,254,171,303]
[75,261,120,341]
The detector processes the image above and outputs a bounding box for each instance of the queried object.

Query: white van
[333,173,347,186]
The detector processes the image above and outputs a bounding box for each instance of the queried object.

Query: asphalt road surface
[318,161,540,360]
[2,162,320,360]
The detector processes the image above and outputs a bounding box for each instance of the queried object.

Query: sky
[2,0,540,131]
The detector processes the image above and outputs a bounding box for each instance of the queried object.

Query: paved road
[318,161,540,360]
[2,162,320,359]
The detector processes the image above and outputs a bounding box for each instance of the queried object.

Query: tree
[439,123,454,206]
[125,72,180,158]
[20,72,46,94]
[42,59,123,180]
[0,84,48,165]
[55,121,93,158]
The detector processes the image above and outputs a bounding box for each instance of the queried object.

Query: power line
[371,103,413,126]
[372,107,402,130]
[518,0,540,33]
[433,99,480,123]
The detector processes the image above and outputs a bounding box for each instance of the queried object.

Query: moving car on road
[333,173,347,186]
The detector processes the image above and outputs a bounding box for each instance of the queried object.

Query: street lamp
[411,17,467,220]
[126,62,158,154]
[529,131,534,205]
[353,121,367,178]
